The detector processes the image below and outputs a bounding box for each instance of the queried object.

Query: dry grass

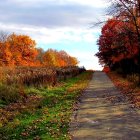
[0,66,86,105]
[0,66,85,87]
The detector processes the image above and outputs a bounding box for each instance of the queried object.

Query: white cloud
[0,22,100,45]
[68,51,103,70]
[9,0,109,8]
[0,0,107,28]
[67,0,109,8]
[83,33,96,43]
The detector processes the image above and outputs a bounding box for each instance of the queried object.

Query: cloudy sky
[0,0,109,70]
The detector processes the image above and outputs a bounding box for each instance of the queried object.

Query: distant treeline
[0,32,78,67]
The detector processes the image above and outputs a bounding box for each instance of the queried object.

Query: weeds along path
[69,71,140,140]
[0,71,92,139]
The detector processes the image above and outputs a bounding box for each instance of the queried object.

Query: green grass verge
[0,71,93,140]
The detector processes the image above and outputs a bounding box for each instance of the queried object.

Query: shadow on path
[69,71,140,140]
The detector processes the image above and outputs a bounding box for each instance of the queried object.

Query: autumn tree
[0,32,38,66]
[42,49,57,67]
[8,33,38,66]
[43,49,78,67]
[96,18,139,74]
[95,0,140,77]
[108,0,140,69]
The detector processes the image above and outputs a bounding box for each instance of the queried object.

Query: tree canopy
[96,0,140,75]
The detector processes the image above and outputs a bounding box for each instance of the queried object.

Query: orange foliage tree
[0,33,38,66]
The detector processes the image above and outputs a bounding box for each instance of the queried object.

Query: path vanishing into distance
[69,71,140,140]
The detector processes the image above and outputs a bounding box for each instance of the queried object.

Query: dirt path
[69,71,140,140]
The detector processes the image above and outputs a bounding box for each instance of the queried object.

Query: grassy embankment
[0,71,93,140]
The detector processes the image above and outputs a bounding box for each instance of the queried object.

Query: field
[0,66,93,139]
[0,66,85,104]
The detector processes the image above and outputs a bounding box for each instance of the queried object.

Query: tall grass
[1,66,85,87]
[0,66,86,104]
[0,71,92,139]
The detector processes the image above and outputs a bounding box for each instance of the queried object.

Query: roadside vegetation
[0,68,93,139]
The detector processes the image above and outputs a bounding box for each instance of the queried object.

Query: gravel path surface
[69,71,140,140]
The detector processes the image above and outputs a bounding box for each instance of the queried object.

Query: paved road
[69,71,140,140]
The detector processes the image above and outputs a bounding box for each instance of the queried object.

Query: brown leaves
[0,95,43,126]
[108,72,140,108]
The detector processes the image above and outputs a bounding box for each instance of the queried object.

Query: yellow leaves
[43,49,79,67]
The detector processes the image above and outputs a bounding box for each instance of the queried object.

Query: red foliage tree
[96,18,139,74]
